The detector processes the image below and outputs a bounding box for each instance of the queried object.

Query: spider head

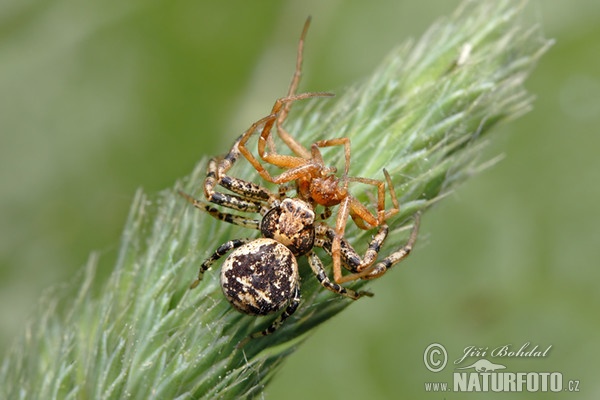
[260,198,316,256]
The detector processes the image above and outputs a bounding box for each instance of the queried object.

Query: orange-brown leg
[237,113,281,182]
[317,212,420,281]
[347,192,381,229]
[238,92,331,184]
[256,92,332,167]
[275,17,314,159]
[316,222,390,275]
[361,212,421,280]
[347,169,400,229]
[333,204,386,283]
[237,113,320,185]
[344,178,385,230]
[331,179,398,282]
[331,196,351,284]
[382,169,400,220]
[312,137,351,175]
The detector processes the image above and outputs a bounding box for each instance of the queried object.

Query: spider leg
[382,168,400,219]
[203,190,265,214]
[346,175,389,227]
[278,183,296,199]
[201,123,284,217]
[330,196,352,284]
[348,196,379,230]
[280,17,310,120]
[204,138,276,209]
[345,169,400,230]
[189,238,252,289]
[306,250,372,300]
[238,92,332,185]
[326,179,395,283]
[236,285,301,348]
[203,155,264,213]
[312,137,351,175]
[256,92,333,168]
[178,191,261,230]
[243,126,325,186]
[316,206,333,221]
[219,175,275,204]
[275,17,313,159]
[204,141,241,200]
[361,212,421,280]
[238,113,294,183]
[316,223,389,279]
[316,212,420,280]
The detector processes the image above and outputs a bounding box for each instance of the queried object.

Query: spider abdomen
[221,238,300,315]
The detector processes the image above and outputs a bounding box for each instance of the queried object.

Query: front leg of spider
[203,146,276,215]
[362,212,422,279]
[321,212,422,280]
[306,250,373,300]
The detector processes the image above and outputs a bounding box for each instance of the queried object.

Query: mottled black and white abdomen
[220,238,300,315]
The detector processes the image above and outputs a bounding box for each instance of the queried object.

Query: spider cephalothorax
[260,198,315,256]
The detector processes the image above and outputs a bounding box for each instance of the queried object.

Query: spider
[180,18,422,344]
[207,18,402,284]
[179,178,420,345]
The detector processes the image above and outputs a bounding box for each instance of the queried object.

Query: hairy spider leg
[238,92,333,185]
[315,223,388,272]
[203,20,331,206]
[271,16,314,159]
[189,238,252,289]
[179,191,261,231]
[257,126,347,180]
[306,250,372,300]
[346,169,400,229]
[204,150,279,214]
[327,170,400,283]
[315,212,419,281]
[236,285,301,349]
[360,212,421,279]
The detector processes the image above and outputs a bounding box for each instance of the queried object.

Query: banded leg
[316,223,390,276]
[204,152,276,214]
[201,190,265,215]
[236,286,301,348]
[178,191,261,230]
[330,169,400,284]
[204,144,241,201]
[306,250,372,300]
[189,238,252,289]
[316,207,333,221]
[220,174,276,205]
[360,212,421,280]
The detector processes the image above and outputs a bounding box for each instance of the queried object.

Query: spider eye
[283,201,294,212]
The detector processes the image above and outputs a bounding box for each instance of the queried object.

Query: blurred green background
[1,1,598,398]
